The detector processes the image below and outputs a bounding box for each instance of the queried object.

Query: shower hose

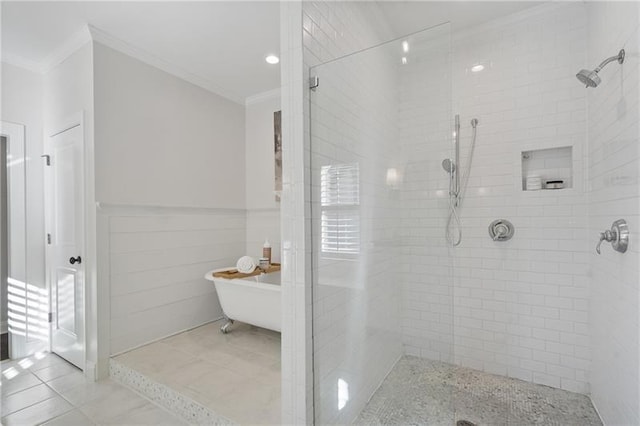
[446,123,478,247]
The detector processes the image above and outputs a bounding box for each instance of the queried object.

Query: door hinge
[48,312,53,323]
[309,76,319,91]
[41,154,50,166]
[47,233,51,245]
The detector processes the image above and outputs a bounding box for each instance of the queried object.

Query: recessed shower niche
[521,146,573,190]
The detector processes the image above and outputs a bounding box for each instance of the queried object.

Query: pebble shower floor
[355,356,601,426]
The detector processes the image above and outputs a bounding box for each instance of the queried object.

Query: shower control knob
[489,219,514,242]
[495,224,508,237]
[596,219,628,254]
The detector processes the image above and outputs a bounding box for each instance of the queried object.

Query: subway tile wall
[448,3,590,393]
[398,27,455,364]
[302,2,399,424]
[309,32,404,426]
[280,2,310,423]
[586,1,640,424]
[397,2,593,395]
[283,0,639,422]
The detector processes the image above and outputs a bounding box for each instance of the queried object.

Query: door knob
[69,256,82,265]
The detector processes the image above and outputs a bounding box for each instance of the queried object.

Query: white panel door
[49,125,84,370]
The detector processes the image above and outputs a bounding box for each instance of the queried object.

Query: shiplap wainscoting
[102,205,246,355]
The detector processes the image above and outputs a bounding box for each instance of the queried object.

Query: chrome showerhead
[576,49,625,88]
[442,158,455,174]
[576,69,601,88]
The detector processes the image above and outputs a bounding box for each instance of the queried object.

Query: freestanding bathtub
[205,268,281,333]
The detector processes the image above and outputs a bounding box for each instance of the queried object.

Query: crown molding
[87,24,245,105]
[1,26,91,75]
[245,88,281,106]
[1,53,43,74]
[4,23,269,105]
[41,25,92,74]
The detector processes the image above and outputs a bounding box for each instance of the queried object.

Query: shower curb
[109,358,234,425]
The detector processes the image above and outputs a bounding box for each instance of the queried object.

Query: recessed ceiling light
[402,40,409,53]
[471,64,484,73]
[265,55,279,65]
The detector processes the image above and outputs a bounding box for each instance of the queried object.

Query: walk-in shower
[444,115,478,246]
[576,48,625,88]
[307,2,639,425]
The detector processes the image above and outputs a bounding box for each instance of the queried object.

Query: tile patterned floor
[0,351,185,425]
[113,319,281,425]
[356,356,602,426]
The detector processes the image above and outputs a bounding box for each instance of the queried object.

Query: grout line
[2,393,74,425]
[109,358,234,425]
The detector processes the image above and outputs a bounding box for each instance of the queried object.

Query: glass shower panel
[309,23,453,424]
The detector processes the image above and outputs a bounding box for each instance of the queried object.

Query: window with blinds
[320,163,360,256]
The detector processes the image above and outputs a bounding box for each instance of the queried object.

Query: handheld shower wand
[445,116,478,246]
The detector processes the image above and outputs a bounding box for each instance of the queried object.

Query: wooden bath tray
[212,263,281,279]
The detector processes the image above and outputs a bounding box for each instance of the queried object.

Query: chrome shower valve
[489,219,514,242]
[596,219,629,254]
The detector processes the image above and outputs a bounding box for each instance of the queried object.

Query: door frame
[0,121,32,359]
[45,111,94,376]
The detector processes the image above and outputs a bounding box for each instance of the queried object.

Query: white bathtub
[205,268,281,333]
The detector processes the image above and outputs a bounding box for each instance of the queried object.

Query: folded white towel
[236,256,257,274]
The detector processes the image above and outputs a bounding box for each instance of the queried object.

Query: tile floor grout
[1,352,187,425]
[109,357,233,425]
[113,319,281,425]
[355,355,603,426]
[2,320,281,425]
[2,342,606,425]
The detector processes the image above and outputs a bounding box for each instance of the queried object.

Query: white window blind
[320,163,360,256]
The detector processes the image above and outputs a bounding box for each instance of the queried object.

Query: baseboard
[110,316,224,357]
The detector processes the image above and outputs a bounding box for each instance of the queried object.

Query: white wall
[280,3,311,422]
[398,27,454,364]
[43,41,98,372]
[44,43,94,138]
[92,42,248,355]
[245,94,281,263]
[0,135,5,333]
[286,1,639,422]
[397,3,593,395]
[281,1,398,421]
[0,63,45,335]
[107,208,245,354]
[586,1,640,424]
[450,3,590,393]
[310,48,403,423]
[93,43,246,209]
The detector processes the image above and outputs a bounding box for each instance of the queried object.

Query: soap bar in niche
[545,180,564,189]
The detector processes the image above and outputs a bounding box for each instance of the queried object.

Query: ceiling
[378,1,543,37]
[1,1,281,103]
[1,1,542,104]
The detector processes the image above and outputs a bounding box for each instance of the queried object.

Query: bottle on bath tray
[263,239,272,265]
